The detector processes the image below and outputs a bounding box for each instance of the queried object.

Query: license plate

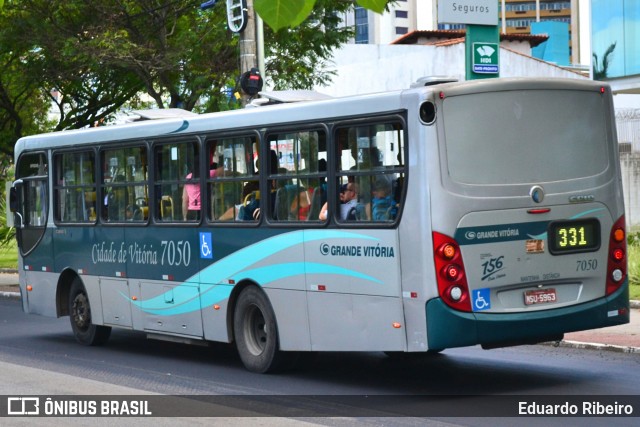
[524,288,557,306]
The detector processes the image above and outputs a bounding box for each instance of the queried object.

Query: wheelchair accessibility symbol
[200,232,213,259]
[472,288,491,312]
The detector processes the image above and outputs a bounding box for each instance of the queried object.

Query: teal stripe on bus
[128,230,381,316]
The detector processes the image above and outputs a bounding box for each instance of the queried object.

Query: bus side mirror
[9,187,18,213]
[8,180,23,228]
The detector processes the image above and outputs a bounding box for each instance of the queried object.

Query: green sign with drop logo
[472,42,499,74]
[465,24,499,80]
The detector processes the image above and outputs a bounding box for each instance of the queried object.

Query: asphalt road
[1,297,639,426]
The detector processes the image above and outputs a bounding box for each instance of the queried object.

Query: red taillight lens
[612,248,625,262]
[606,216,627,295]
[433,232,471,312]
[444,264,461,281]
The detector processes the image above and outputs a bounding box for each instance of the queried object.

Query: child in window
[371,175,397,221]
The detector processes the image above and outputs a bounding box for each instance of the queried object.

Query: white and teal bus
[10,78,629,373]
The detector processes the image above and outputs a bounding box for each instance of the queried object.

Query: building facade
[341,1,583,65]
[591,0,640,93]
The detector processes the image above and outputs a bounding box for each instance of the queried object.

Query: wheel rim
[244,304,267,356]
[72,292,91,332]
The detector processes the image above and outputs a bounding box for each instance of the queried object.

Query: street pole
[239,0,257,105]
[256,13,265,79]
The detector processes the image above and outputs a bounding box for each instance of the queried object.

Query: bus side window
[153,139,199,223]
[206,136,258,222]
[268,129,327,222]
[336,121,404,223]
[101,146,148,223]
[54,150,96,223]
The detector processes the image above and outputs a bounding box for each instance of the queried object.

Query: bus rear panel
[423,79,628,351]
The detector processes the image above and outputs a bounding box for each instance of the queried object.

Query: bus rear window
[442,89,609,185]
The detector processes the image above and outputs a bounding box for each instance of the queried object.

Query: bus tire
[233,286,282,373]
[69,278,111,346]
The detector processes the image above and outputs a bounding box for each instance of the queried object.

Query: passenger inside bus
[306,158,327,221]
[288,185,311,220]
[104,174,126,221]
[370,175,397,221]
[241,150,278,220]
[319,182,357,221]
[215,150,278,221]
[273,133,325,221]
[183,163,222,220]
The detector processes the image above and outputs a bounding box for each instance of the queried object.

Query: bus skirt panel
[425,281,630,351]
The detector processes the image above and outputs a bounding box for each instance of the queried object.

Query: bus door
[11,152,54,314]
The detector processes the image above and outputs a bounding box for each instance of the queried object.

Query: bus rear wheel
[69,278,111,346]
[233,286,282,373]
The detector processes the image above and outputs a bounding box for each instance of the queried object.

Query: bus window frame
[150,136,202,226]
[204,130,261,227]
[98,141,150,226]
[331,113,408,227]
[52,147,99,226]
[262,123,330,226]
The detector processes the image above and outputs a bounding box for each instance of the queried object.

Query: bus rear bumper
[426,281,630,351]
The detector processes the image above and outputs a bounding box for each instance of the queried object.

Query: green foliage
[0,4,54,158]
[1,0,241,132]
[255,0,315,32]
[0,244,17,270]
[628,248,640,300]
[593,42,617,81]
[0,0,368,161]
[265,0,354,90]
[0,182,15,250]
[356,0,388,14]
[628,231,640,299]
[255,0,392,31]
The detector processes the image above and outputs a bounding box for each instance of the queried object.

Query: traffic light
[240,68,263,96]
[227,0,248,33]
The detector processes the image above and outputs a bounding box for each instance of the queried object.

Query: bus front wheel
[233,287,282,373]
[69,278,111,346]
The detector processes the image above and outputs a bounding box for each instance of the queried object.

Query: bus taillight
[441,243,456,260]
[606,216,627,296]
[433,232,471,312]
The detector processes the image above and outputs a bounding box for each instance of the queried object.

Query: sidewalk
[1,273,639,353]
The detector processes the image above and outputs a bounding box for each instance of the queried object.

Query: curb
[545,340,640,354]
[0,291,19,300]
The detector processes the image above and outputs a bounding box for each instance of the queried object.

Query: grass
[627,238,640,300]
[0,240,17,270]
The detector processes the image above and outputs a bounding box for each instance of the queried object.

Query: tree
[593,42,617,81]
[0,4,53,161]
[0,0,380,156]
[265,0,354,90]
[255,0,390,31]
[1,1,151,136]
